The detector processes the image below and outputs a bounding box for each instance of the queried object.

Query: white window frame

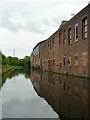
[75,23,79,42]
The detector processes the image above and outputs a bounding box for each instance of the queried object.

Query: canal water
[0,69,89,119]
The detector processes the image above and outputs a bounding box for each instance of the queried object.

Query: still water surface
[1,69,89,119]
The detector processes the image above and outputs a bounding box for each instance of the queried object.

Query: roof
[33,40,47,50]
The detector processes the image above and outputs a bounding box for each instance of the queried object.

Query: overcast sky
[0,0,89,58]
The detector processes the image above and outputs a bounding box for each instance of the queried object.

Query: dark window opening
[48,41,49,46]
[64,58,66,65]
[60,62,62,68]
[53,38,54,43]
[53,59,54,66]
[60,78,62,84]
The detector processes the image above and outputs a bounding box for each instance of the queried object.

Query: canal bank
[2,65,24,75]
[2,65,14,75]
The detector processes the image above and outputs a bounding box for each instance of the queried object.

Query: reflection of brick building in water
[30,71,88,119]
[30,4,90,78]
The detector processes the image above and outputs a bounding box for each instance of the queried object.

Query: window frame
[60,61,62,68]
[82,17,87,39]
[68,27,72,45]
[75,54,79,67]
[75,23,79,42]
[53,58,54,66]
[63,56,66,65]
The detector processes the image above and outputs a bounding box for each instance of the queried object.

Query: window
[75,54,78,66]
[53,38,54,43]
[59,33,61,44]
[52,38,54,54]
[75,23,79,42]
[82,17,87,39]
[69,57,72,66]
[53,58,54,66]
[53,43,54,55]
[60,61,62,68]
[63,30,66,45]
[82,52,87,67]
[63,56,66,65]
[68,28,72,44]
[48,41,49,46]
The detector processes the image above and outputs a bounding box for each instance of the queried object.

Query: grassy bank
[0,65,1,74]
[2,65,15,74]
[1,65,23,75]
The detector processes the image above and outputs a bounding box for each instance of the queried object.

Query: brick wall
[40,4,90,77]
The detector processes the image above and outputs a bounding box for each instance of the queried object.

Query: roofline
[33,4,90,49]
[44,4,90,40]
[33,40,47,50]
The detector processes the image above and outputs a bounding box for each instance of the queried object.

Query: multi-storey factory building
[30,4,90,78]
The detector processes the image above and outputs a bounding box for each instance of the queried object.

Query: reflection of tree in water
[1,68,30,88]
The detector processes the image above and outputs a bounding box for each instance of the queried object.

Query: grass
[2,65,15,74]
[0,65,2,75]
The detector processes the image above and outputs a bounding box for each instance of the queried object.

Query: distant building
[30,4,90,78]
[30,40,46,69]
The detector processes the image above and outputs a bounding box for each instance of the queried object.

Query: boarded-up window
[69,57,72,66]
[82,52,88,67]
[75,54,78,66]
[68,28,72,44]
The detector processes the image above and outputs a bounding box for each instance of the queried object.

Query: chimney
[59,20,68,29]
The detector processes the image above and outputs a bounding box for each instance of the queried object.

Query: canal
[0,69,89,119]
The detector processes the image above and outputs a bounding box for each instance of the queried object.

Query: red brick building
[30,40,46,69]
[31,4,90,78]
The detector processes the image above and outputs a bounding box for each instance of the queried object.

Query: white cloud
[0,0,89,58]
[0,0,89,4]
